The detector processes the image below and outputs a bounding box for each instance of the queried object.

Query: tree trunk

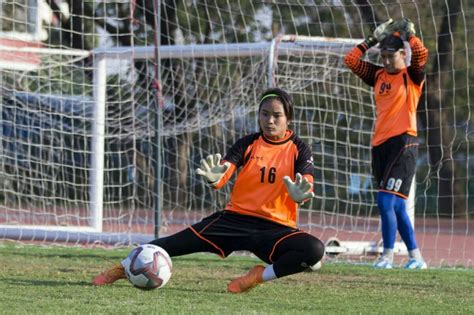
[353,0,383,29]
[418,0,466,216]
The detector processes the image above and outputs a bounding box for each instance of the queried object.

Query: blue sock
[377,192,397,249]
[394,196,418,251]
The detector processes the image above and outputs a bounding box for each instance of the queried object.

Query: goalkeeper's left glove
[283,173,315,205]
[396,17,416,41]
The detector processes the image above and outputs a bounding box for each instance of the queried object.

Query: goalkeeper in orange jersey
[92,87,325,293]
[344,18,429,269]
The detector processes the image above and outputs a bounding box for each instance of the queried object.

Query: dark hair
[379,34,404,52]
[258,87,294,121]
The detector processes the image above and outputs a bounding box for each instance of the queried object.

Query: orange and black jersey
[213,130,314,228]
[344,36,429,146]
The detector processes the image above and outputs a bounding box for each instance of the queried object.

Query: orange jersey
[214,130,314,228]
[371,68,423,145]
[344,36,428,146]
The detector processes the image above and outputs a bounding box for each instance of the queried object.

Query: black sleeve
[344,43,382,87]
[293,136,314,176]
[223,133,260,168]
[407,67,425,86]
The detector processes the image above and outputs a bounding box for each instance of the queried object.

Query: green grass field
[1,242,473,314]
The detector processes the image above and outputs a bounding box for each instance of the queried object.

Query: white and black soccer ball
[121,244,172,290]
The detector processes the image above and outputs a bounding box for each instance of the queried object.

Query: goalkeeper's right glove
[364,18,398,48]
[373,18,398,42]
[396,17,416,41]
[195,153,230,186]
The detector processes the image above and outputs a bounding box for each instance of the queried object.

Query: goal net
[0,1,472,267]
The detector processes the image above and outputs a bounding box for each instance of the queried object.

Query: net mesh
[0,0,472,267]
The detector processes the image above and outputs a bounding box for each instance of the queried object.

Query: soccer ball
[121,244,172,290]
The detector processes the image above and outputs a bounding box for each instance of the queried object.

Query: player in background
[92,87,325,292]
[344,18,429,269]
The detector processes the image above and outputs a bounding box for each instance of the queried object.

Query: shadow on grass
[4,278,229,295]
[1,250,126,261]
[3,278,94,287]
[4,277,228,294]
[164,287,228,294]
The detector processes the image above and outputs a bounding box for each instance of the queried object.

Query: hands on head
[367,17,417,47]
[395,18,416,41]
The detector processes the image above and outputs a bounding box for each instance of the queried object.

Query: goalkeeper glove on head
[283,173,315,205]
[195,153,230,186]
[372,18,399,43]
[396,17,416,41]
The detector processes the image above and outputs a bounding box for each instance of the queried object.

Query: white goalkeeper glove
[372,18,398,42]
[195,153,230,186]
[283,173,315,205]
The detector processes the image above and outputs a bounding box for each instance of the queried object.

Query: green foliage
[1,243,474,314]
[23,63,92,96]
[174,1,268,43]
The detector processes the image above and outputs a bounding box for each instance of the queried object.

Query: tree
[418,0,467,216]
[45,0,97,50]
